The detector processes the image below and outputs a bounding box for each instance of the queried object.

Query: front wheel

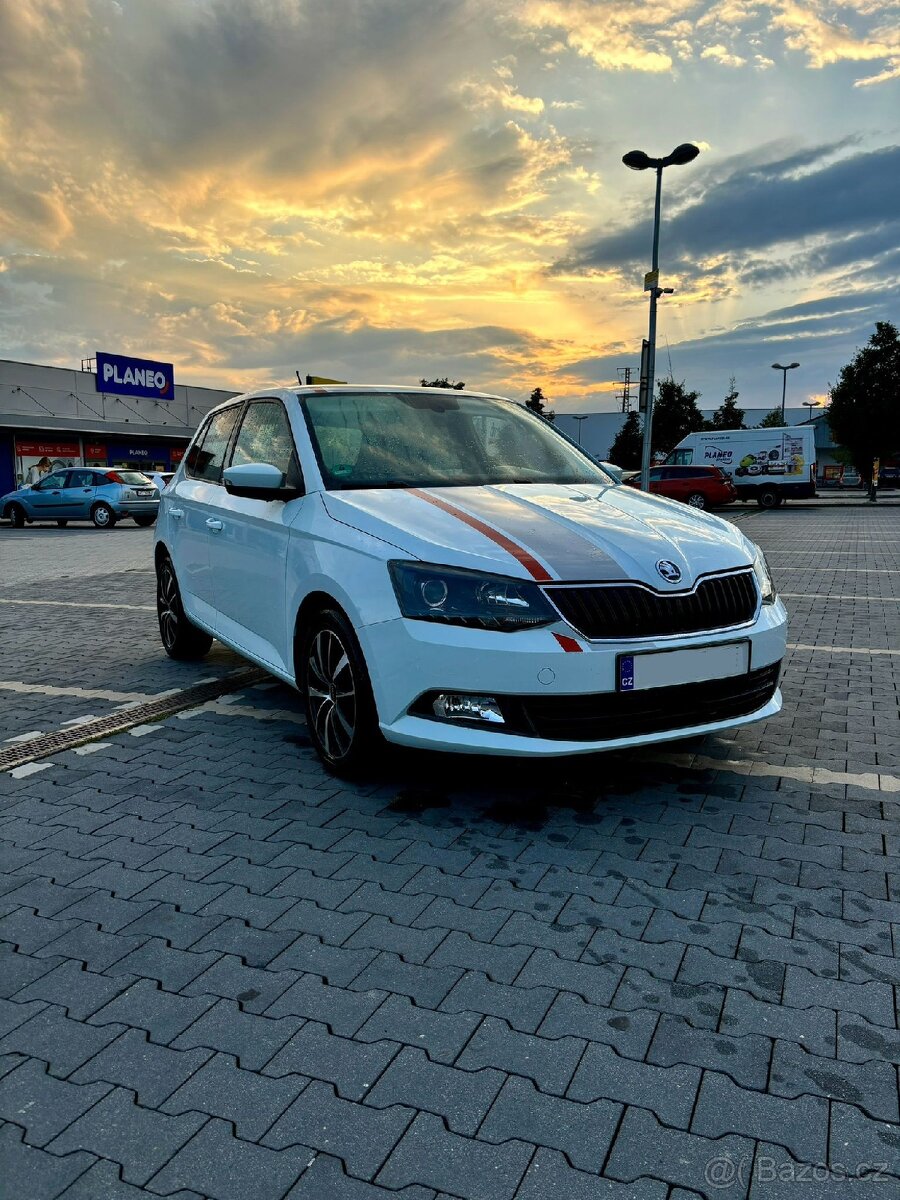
[133,513,157,527]
[7,504,26,528]
[757,487,780,509]
[686,492,707,510]
[91,502,117,528]
[156,556,213,660]
[299,608,384,777]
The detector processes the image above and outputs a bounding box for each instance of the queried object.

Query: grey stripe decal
[430,486,628,581]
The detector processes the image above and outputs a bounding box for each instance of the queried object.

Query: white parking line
[779,593,900,603]
[0,681,174,703]
[775,567,900,574]
[651,750,898,794]
[787,643,900,656]
[0,598,155,612]
[8,762,56,779]
[177,698,304,725]
[4,731,44,744]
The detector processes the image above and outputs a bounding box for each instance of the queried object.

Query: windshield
[115,471,154,485]
[302,392,612,490]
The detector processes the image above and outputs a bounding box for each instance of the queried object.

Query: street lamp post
[771,362,799,423]
[802,400,821,420]
[571,414,588,445]
[623,143,700,492]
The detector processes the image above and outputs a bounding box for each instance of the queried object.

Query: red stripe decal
[409,489,552,582]
[553,633,583,653]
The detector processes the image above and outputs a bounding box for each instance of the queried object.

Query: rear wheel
[133,513,157,527]
[91,502,116,528]
[156,555,213,660]
[686,492,707,509]
[7,504,26,528]
[56,519,68,527]
[299,607,383,777]
[757,487,780,509]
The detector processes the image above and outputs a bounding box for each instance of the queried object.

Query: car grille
[546,570,758,640]
[500,662,780,742]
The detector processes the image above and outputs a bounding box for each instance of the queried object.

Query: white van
[667,427,816,508]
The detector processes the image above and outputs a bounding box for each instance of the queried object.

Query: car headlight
[388,561,557,631]
[751,546,776,604]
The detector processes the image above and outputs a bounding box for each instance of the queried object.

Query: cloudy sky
[1,1,897,413]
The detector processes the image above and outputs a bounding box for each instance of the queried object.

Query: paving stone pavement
[0,505,899,1198]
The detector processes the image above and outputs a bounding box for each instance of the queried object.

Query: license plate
[136,489,155,497]
[618,641,750,692]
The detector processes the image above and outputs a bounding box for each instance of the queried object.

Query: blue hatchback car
[1,467,160,529]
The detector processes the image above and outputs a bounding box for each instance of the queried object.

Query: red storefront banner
[15,439,81,458]
[170,446,186,463]
[84,443,107,459]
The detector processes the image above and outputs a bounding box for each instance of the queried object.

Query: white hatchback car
[155,385,786,774]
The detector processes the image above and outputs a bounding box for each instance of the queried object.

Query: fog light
[432,693,505,724]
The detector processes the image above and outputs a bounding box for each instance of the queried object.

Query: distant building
[0,356,238,494]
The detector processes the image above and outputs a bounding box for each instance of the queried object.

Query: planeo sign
[96,352,174,400]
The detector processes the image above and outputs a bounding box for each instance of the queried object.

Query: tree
[757,408,786,428]
[420,377,465,389]
[526,386,555,422]
[707,377,745,430]
[651,378,704,457]
[608,410,643,469]
[827,321,900,481]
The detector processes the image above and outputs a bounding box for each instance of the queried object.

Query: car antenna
[295,370,304,387]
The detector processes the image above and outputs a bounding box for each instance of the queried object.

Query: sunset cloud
[0,0,897,411]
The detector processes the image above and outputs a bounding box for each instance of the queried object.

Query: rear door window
[186,406,241,483]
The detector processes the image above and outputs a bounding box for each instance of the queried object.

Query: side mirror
[222,462,300,501]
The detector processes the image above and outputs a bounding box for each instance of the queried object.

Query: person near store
[26,456,52,485]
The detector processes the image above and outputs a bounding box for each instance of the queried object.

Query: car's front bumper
[359,598,787,757]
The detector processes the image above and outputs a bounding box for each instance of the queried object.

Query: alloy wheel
[307,628,357,760]
[157,562,179,650]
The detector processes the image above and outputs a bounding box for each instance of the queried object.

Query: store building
[0,354,239,495]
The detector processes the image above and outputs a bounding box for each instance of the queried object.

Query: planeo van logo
[703,446,733,463]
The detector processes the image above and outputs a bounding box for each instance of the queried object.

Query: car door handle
[206,518,224,532]
[169,507,184,519]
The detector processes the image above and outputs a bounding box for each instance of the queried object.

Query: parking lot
[1,504,898,1198]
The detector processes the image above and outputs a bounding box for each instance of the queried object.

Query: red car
[624,465,736,509]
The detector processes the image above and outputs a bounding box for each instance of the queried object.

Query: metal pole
[780,369,787,423]
[639,166,663,492]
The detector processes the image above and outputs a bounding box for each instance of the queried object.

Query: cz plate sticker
[619,655,635,692]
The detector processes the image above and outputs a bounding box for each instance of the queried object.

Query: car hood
[322,483,753,587]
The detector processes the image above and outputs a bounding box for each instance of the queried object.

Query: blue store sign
[96,351,175,400]
[106,443,173,465]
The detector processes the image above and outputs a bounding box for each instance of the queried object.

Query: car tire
[299,607,385,777]
[7,504,26,528]
[56,519,68,527]
[91,502,117,529]
[133,514,157,527]
[756,487,780,509]
[156,555,213,660]
[686,492,707,509]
